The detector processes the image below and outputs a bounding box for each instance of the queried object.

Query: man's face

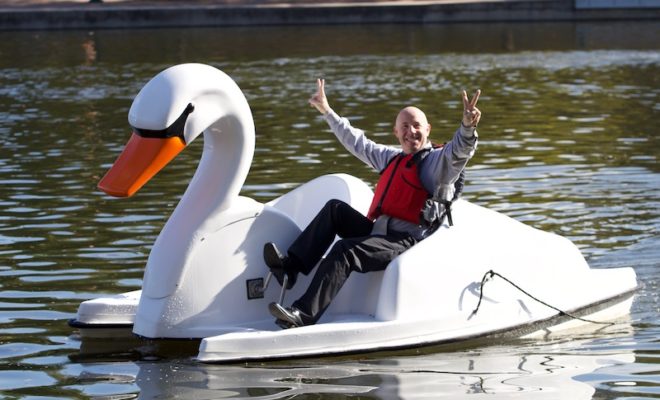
[394,107,431,154]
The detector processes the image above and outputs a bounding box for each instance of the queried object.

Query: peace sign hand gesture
[462,89,481,128]
[309,78,331,115]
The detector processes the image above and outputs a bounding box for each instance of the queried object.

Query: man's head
[394,106,431,154]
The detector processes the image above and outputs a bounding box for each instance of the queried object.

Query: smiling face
[394,106,431,154]
[394,107,431,154]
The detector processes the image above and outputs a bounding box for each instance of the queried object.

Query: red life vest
[367,149,433,224]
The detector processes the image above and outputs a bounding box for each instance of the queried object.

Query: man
[264,78,481,328]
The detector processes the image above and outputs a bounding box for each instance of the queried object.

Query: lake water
[0,21,658,399]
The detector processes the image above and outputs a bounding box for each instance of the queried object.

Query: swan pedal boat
[69,64,637,363]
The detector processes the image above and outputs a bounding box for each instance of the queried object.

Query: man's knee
[324,199,352,222]
[325,198,348,210]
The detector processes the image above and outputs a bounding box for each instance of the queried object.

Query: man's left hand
[462,89,481,128]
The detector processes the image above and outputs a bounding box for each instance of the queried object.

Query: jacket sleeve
[422,124,478,201]
[324,110,398,172]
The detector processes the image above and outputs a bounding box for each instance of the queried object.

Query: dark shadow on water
[69,334,202,363]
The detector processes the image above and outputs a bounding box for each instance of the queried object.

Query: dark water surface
[0,21,658,398]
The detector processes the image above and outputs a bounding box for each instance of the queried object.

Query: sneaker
[263,242,297,289]
[274,318,294,330]
[268,302,306,328]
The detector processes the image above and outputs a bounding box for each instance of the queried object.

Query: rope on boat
[469,269,615,326]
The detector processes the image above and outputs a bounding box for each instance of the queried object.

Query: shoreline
[0,0,658,31]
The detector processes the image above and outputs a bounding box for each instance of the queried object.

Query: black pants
[286,199,417,325]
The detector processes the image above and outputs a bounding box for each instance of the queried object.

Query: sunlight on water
[0,21,658,399]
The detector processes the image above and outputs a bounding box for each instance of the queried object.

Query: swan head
[98,63,254,197]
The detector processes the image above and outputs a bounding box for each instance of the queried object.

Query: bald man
[264,79,481,328]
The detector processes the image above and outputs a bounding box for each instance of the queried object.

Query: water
[0,21,658,398]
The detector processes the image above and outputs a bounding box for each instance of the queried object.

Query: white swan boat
[69,63,637,363]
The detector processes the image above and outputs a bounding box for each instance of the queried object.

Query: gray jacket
[324,110,478,239]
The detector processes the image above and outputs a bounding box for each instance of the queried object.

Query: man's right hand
[309,78,330,115]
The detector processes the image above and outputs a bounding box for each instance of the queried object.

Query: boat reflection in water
[132,347,632,399]
[69,322,634,399]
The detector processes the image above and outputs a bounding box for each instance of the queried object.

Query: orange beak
[98,133,186,197]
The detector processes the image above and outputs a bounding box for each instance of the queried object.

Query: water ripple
[0,24,657,399]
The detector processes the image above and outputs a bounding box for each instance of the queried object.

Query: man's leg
[286,199,373,275]
[288,232,417,325]
[263,199,373,292]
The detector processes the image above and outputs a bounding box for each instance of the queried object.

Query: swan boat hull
[71,173,637,363]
